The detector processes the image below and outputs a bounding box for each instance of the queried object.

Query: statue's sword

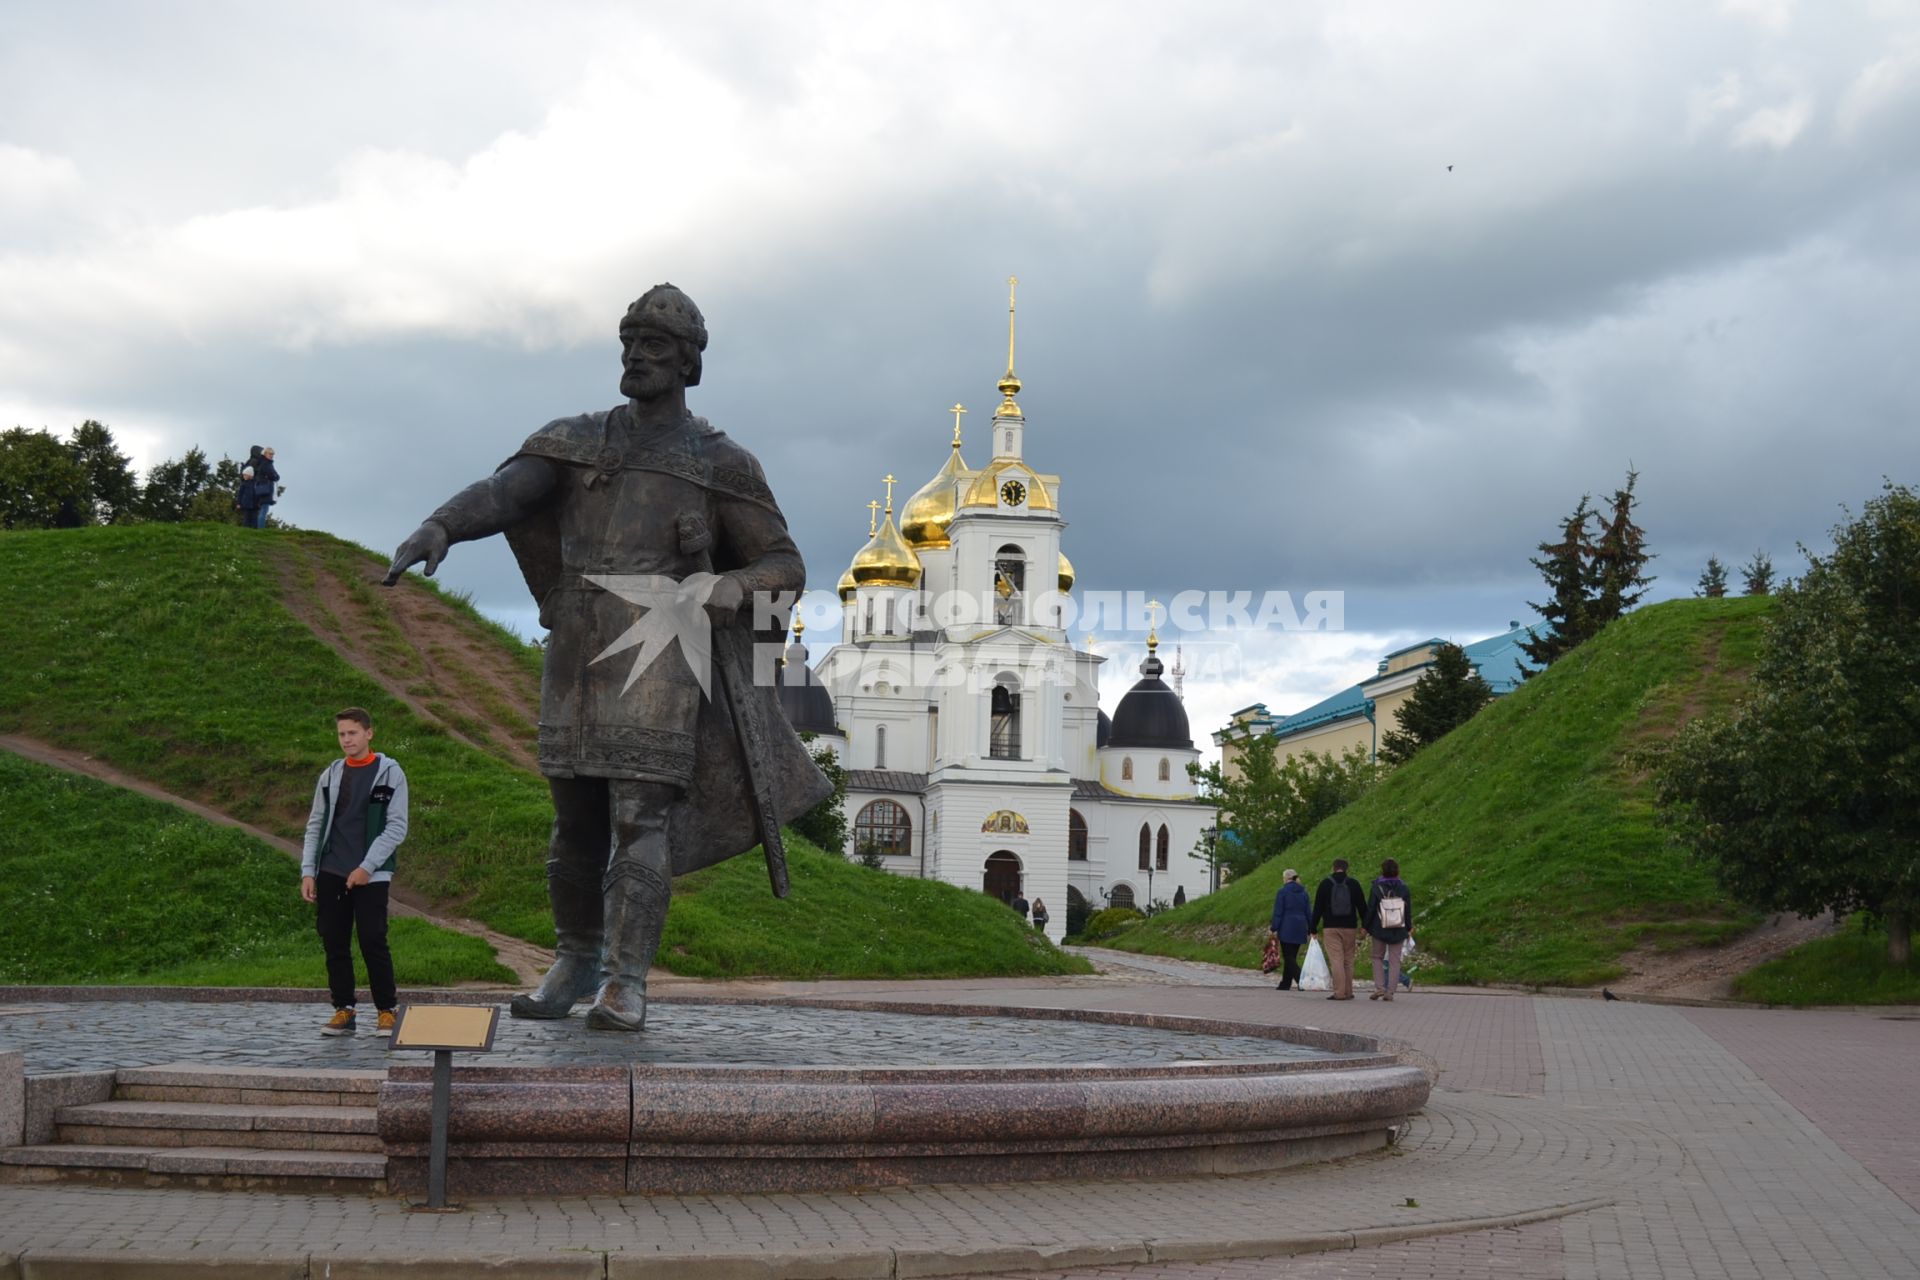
[707,616,791,899]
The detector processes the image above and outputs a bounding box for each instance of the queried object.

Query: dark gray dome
[1106,649,1191,749]
[775,644,840,738]
[1096,708,1112,748]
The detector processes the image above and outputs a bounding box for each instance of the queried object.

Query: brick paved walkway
[2,961,1916,1279]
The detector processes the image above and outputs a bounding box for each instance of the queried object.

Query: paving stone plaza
[2,951,1918,1278]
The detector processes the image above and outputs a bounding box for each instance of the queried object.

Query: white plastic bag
[1298,938,1331,991]
[1402,935,1417,958]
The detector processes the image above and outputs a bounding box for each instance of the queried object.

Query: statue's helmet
[626,283,709,387]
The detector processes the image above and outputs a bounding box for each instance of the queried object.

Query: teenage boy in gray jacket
[300,707,409,1036]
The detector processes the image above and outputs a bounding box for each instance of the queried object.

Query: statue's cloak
[500,408,832,878]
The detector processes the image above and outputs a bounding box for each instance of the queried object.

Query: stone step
[0,1142,386,1191]
[113,1062,383,1106]
[54,1099,381,1152]
[0,1143,158,1170]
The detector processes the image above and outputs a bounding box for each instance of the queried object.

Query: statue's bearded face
[618,323,685,401]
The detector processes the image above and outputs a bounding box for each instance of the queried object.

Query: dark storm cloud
[4,0,1918,672]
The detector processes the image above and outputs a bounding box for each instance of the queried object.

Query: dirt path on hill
[0,732,551,987]
[1605,911,1837,999]
[266,539,542,774]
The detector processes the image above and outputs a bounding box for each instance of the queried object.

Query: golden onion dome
[901,431,970,550]
[837,563,858,601]
[849,503,923,589]
[959,457,1056,512]
[1058,551,1074,593]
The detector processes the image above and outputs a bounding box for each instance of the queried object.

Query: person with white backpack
[1365,858,1414,1002]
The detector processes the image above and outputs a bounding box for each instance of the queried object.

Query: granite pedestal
[379,998,1430,1196]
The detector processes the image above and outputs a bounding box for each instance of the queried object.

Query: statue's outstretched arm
[383,455,559,584]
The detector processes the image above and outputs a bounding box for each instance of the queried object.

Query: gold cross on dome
[1145,598,1164,630]
[883,474,897,512]
[867,499,880,536]
[950,403,966,445]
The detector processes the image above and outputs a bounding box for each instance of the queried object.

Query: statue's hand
[384,521,449,585]
[702,574,745,621]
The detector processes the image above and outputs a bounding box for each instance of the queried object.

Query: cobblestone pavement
[2,960,1917,1279]
[0,998,1345,1074]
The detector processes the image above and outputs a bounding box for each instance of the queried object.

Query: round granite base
[379,998,1431,1196]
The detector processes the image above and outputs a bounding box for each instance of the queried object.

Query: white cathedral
[773,286,1216,939]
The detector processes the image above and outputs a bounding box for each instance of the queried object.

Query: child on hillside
[300,707,409,1036]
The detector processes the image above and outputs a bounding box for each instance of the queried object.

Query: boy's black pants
[315,872,397,1011]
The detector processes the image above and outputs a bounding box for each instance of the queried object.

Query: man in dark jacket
[1268,868,1312,990]
[1365,858,1414,1002]
[1309,858,1365,1000]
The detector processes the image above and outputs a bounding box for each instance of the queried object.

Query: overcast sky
[5,1,1917,754]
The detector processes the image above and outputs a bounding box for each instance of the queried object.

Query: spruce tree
[135,447,214,522]
[1378,642,1494,764]
[1741,549,1775,596]
[1519,495,1596,673]
[1696,555,1729,598]
[1591,467,1655,624]
[65,420,138,523]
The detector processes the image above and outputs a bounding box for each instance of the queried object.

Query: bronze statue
[384,284,831,1030]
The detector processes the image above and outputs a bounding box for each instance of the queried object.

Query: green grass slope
[1109,597,1774,987]
[0,524,1088,980]
[0,752,514,987]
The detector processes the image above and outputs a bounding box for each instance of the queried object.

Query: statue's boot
[509,854,604,1019]
[585,807,673,1033]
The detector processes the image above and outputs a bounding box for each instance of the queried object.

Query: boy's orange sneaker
[321,1008,356,1036]
[376,1010,397,1035]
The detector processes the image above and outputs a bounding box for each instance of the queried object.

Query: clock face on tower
[1000,479,1027,507]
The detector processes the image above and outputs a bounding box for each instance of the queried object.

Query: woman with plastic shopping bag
[1268,868,1312,990]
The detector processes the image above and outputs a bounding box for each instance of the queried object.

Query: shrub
[1083,906,1144,940]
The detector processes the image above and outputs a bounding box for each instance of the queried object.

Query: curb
[0,1197,1614,1279]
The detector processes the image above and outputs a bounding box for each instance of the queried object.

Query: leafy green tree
[1189,735,1378,880]
[185,456,248,523]
[136,447,214,522]
[1696,555,1729,598]
[789,737,850,856]
[1653,481,1920,965]
[1519,495,1595,672]
[1741,548,1775,596]
[1378,642,1494,765]
[1591,468,1655,621]
[65,420,138,523]
[0,427,90,529]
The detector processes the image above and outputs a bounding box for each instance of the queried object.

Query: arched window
[1158,758,1170,781]
[1137,823,1151,871]
[1121,757,1134,781]
[1109,883,1136,910]
[875,724,887,769]
[990,678,1022,760]
[994,545,1026,624]
[1068,809,1089,861]
[854,800,912,858]
[1156,824,1170,871]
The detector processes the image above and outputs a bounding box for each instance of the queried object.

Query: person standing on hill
[1030,897,1049,932]
[1309,858,1364,1000]
[252,446,281,527]
[300,707,409,1036]
[1269,868,1312,990]
[1365,858,1414,1002]
[235,465,259,526]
